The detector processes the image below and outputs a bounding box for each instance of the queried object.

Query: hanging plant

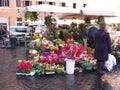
[44,15,52,30]
[24,11,38,21]
[97,16,105,24]
[84,16,91,24]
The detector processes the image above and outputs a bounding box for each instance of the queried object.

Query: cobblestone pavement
[0,46,119,90]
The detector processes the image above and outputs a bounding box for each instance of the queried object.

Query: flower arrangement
[16,60,35,75]
[55,64,65,74]
[32,33,41,40]
[38,51,64,74]
[38,52,64,64]
[53,39,65,45]
[62,43,84,61]
[79,53,97,70]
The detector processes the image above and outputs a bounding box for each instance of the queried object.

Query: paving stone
[0,46,120,90]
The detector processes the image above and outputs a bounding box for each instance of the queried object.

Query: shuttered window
[23,0,32,7]
[16,0,21,7]
[0,0,9,7]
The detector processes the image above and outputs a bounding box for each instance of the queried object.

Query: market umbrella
[59,14,98,20]
[81,7,116,16]
[59,7,117,20]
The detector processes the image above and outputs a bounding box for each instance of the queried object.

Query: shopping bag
[105,54,116,72]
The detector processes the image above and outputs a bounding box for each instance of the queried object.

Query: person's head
[99,22,106,31]
[84,24,89,29]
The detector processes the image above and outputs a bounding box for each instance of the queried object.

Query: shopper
[87,24,98,48]
[58,30,64,40]
[81,24,89,50]
[0,25,5,45]
[94,23,112,74]
[72,31,78,41]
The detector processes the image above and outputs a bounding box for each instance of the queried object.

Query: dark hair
[99,22,106,30]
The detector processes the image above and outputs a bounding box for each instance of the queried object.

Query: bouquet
[62,43,83,61]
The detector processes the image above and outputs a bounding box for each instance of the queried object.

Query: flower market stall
[16,30,99,76]
[16,25,99,76]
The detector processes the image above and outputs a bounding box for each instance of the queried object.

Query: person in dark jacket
[94,23,112,74]
[58,30,64,40]
[72,31,78,41]
[87,25,98,48]
[81,24,89,50]
[0,25,5,44]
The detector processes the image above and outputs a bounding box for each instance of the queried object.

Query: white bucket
[66,59,75,74]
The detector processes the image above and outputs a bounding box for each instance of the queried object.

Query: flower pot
[30,71,36,76]
[66,59,75,74]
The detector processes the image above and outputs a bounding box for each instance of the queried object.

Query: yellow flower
[18,60,22,63]
[23,60,26,62]
[40,56,43,59]
[45,63,49,70]
[46,63,49,67]
[86,58,90,62]
[56,64,60,68]
[34,56,37,59]
[29,49,32,53]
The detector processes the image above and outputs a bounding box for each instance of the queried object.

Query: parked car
[8,26,32,43]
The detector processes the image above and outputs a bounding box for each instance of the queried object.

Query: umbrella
[59,14,98,20]
[81,7,116,16]
[59,7,117,20]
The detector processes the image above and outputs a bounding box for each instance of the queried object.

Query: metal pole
[8,16,10,32]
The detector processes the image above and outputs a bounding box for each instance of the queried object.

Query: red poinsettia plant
[62,43,84,61]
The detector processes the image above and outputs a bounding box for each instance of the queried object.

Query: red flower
[16,61,32,71]
[62,43,83,60]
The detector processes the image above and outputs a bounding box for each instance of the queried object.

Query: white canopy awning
[59,7,118,20]
[81,7,117,16]
[25,4,79,14]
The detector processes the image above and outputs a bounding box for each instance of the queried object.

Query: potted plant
[16,60,36,76]
[24,11,38,21]
[38,52,64,74]
[79,53,97,71]
[55,64,65,74]
[62,43,84,74]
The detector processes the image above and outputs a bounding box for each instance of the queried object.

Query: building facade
[0,0,118,29]
[0,0,85,29]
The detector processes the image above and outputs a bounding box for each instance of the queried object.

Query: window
[23,0,32,7]
[16,0,21,7]
[17,17,22,21]
[17,23,22,26]
[73,3,76,9]
[0,0,9,7]
[37,1,43,5]
[61,2,65,7]
[49,2,55,5]
[16,17,22,26]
